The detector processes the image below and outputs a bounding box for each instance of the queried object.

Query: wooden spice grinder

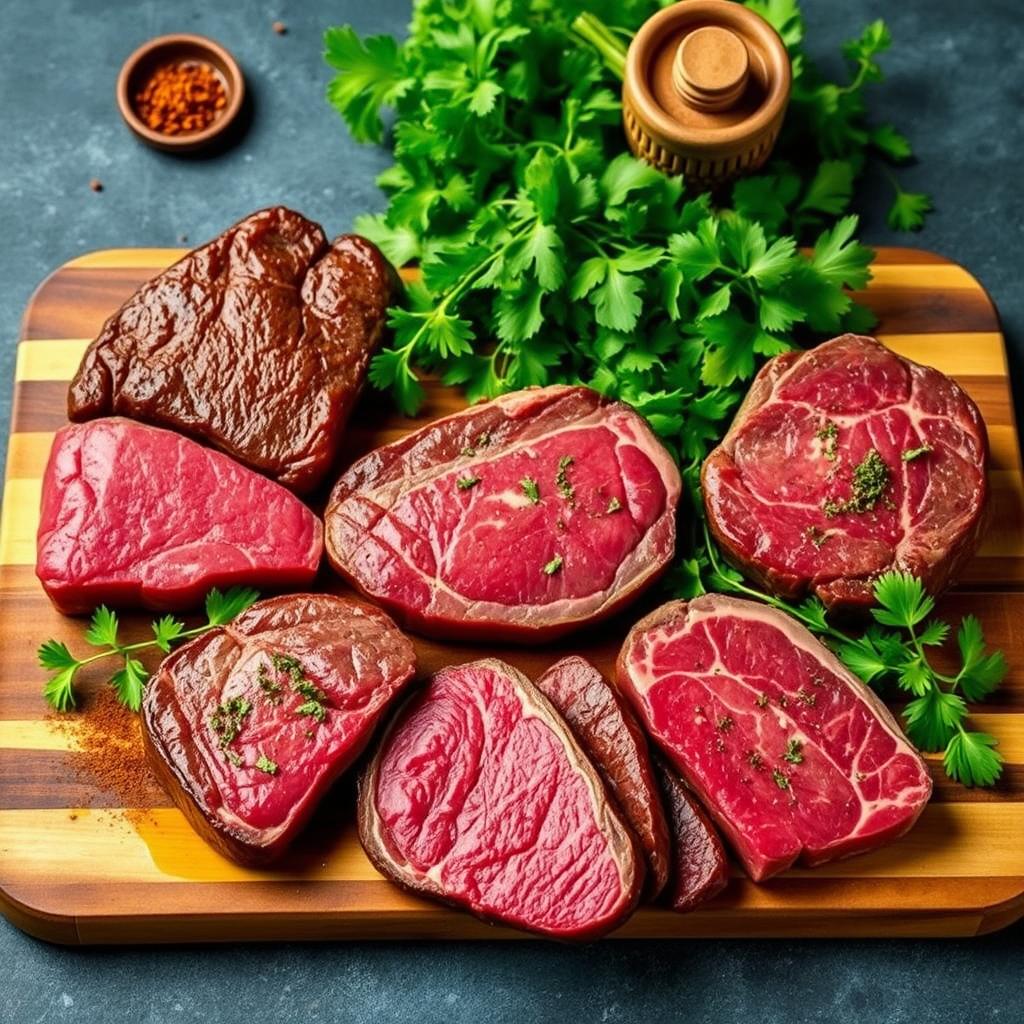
[622,0,791,188]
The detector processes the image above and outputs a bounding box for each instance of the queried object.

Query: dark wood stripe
[853,287,998,335]
[872,248,952,266]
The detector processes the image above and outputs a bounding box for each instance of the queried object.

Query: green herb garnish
[258,664,283,704]
[823,448,891,517]
[210,696,252,755]
[39,587,260,713]
[542,555,563,576]
[716,715,734,733]
[783,739,805,764]
[816,420,839,461]
[555,456,575,504]
[521,477,540,504]
[902,444,932,462]
[296,700,328,724]
[756,693,769,708]
[457,475,480,491]
[804,525,828,548]
[772,769,791,791]
[255,754,278,775]
[606,496,622,514]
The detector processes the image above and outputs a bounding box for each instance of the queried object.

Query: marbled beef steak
[702,334,989,611]
[37,418,322,614]
[326,385,681,642]
[68,207,394,494]
[143,594,416,865]
[617,595,932,882]
[535,656,671,899]
[358,659,643,940]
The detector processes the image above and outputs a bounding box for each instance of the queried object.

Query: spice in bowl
[134,60,227,136]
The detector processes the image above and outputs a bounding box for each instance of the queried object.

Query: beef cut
[652,754,729,912]
[143,594,416,865]
[68,207,395,494]
[37,418,323,614]
[616,595,932,882]
[326,385,681,642]
[534,656,670,899]
[702,334,988,611]
[358,658,643,940]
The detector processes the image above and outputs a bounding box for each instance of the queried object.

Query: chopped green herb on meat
[255,753,278,775]
[457,475,480,491]
[822,448,891,517]
[783,738,805,764]
[804,525,828,548]
[816,420,839,461]
[555,456,575,504]
[902,444,932,462]
[606,496,622,514]
[772,769,791,791]
[520,477,540,504]
[542,555,563,575]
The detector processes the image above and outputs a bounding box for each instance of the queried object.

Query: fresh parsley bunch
[701,539,1006,787]
[39,587,259,712]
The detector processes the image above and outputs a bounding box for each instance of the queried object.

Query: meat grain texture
[37,418,322,613]
[359,658,643,940]
[534,656,671,900]
[143,595,416,865]
[327,385,681,642]
[703,334,989,611]
[68,207,395,494]
[617,594,932,882]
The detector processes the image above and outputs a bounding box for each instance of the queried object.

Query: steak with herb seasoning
[358,658,643,940]
[37,418,323,614]
[142,594,416,865]
[325,385,681,642]
[68,207,395,494]
[616,595,932,882]
[702,334,989,611]
[652,754,729,912]
[534,656,671,899]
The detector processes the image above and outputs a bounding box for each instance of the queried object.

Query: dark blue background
[1,2,1021,1021]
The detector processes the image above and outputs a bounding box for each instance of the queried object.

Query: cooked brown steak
[534,656,670,900]
[142,594,416,866]
[702,334,989,611]
[68,207,395,494]
[652,754,729,913]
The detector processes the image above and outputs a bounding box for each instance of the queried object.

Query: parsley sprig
[692,534,1006,788]
[39,587,260,713]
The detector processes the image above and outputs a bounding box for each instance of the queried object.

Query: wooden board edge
[0,882,80,945]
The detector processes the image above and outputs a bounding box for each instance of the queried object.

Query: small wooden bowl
[116,34,245,153]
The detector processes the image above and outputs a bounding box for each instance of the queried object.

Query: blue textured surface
[1,2,1022,1021]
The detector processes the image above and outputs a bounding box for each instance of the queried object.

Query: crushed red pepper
[134,60,227,135]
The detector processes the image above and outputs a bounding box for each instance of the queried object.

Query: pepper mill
[622,0,791,189]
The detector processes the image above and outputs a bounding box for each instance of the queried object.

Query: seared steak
[326,385,681,642]
[142,594,416,865]
[702,334,988,611]
[535,656,670,899]
[68,207,394,494]
[358,658,643,940]
[617,595,932,881]
[652,754,729,913]
[37,418,322,614]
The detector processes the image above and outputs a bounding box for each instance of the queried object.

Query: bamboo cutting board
[1,247,1023,944]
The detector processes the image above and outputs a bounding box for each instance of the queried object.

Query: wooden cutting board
[1,247,1022,944]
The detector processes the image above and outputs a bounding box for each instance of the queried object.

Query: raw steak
[535,656,670,899]
[68,207,395,494]
[326,385,681,642]
[616,595,932,882]
[37,418,323,614]
[702,334,989,611]
[358,659,643,940]
[652,754,729,912]
[142,594,416,865]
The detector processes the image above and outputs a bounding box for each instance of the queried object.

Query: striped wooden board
[1,247,1022,944]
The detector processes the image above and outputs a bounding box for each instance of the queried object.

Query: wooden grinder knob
[621,0,792,189]
[672,26,750,113]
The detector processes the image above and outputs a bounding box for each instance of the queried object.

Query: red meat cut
[534,656,671,899]
[68,207,395,494]
[37,418,323,614]
[143,594,416,865]
[326,385,681,642]
[617,595,932,882]
[358,658,643,940]
[702,334,989,611]
[652,754,729,913]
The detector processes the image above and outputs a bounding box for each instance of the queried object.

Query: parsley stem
[571,13,627,81]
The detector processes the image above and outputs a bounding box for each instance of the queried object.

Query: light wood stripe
[867,264,982,290]
[0,802,1019,887]
[12,331,1011,385]
[64,249,184,270]
[0,479,41,565]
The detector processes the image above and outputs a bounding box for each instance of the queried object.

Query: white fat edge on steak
[369,659,638,907]
[626,597,931,831]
